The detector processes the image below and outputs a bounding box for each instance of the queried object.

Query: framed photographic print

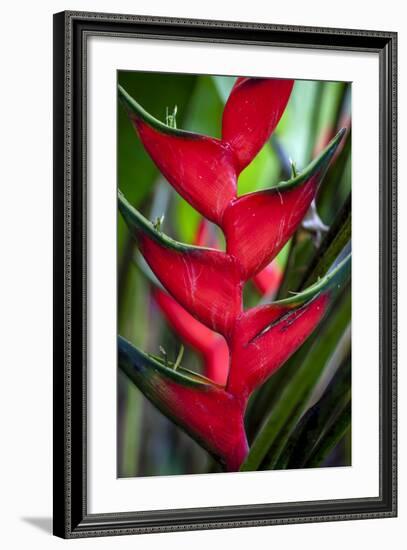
[53,11,397,538]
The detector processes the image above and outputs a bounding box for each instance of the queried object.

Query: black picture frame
[53,10,397,538]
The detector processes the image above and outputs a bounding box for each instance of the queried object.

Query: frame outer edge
[53,10,398,538]
[53,10,69,539]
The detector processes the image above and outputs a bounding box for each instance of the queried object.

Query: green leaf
[300,195,351,288]
[275,354,351,469]
[212,76,234,103]
[273,252,350,308]
[118,190,203,254]
[241,286,351,471]
[276,80,321,169]
[185,76,225,137]
[305,400,351,467]
[119,335,219,390]
[317,131,351,224]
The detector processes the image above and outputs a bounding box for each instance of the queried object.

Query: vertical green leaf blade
[304,401,351,468]
[276,354,351,469]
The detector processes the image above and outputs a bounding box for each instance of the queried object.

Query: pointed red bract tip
[223,177,317,279]
[118,192,243,337]
[162,380,248,471]
[227,294,329,397]
[132,118,237,225]
[222,77,294,172]
[138,233,242,336]
[222,130,345,280]
[153,287,229,385]
[119,337,248,471]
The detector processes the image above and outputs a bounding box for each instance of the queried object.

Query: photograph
[116,71,352,478]
[51,10,397,538]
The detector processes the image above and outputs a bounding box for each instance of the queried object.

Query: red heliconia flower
[118,77,350,471]
[119,78,292,226]
[151,218,281,385]
[151,218,229,384]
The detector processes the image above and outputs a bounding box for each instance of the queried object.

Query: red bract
[119,85,237,225]
[135,125,236,224]
[119,337,248,471]
[227,260,350,397]
[152,287,230,385]
[118,192,242,337]
[152,220,280,385]
[119,79,293,226]
[223,130,345,279]
[222,78,294,171]
[118,78,350,471]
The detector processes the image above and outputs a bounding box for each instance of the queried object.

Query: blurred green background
[117,71,351,477]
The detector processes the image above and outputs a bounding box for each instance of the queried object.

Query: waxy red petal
[153,288,218,353]
[153,288,229,385]
[223,130,345,280]
[228,295,329,398]
[141,240,241,336]
[204,339,230,387]
[224,181,315,279]
[119,85,237,225]
[227,256,351,397]
[119,192,242,336]
[135,123,236,224]
[222,77,294,172]
[119,336,248,471]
